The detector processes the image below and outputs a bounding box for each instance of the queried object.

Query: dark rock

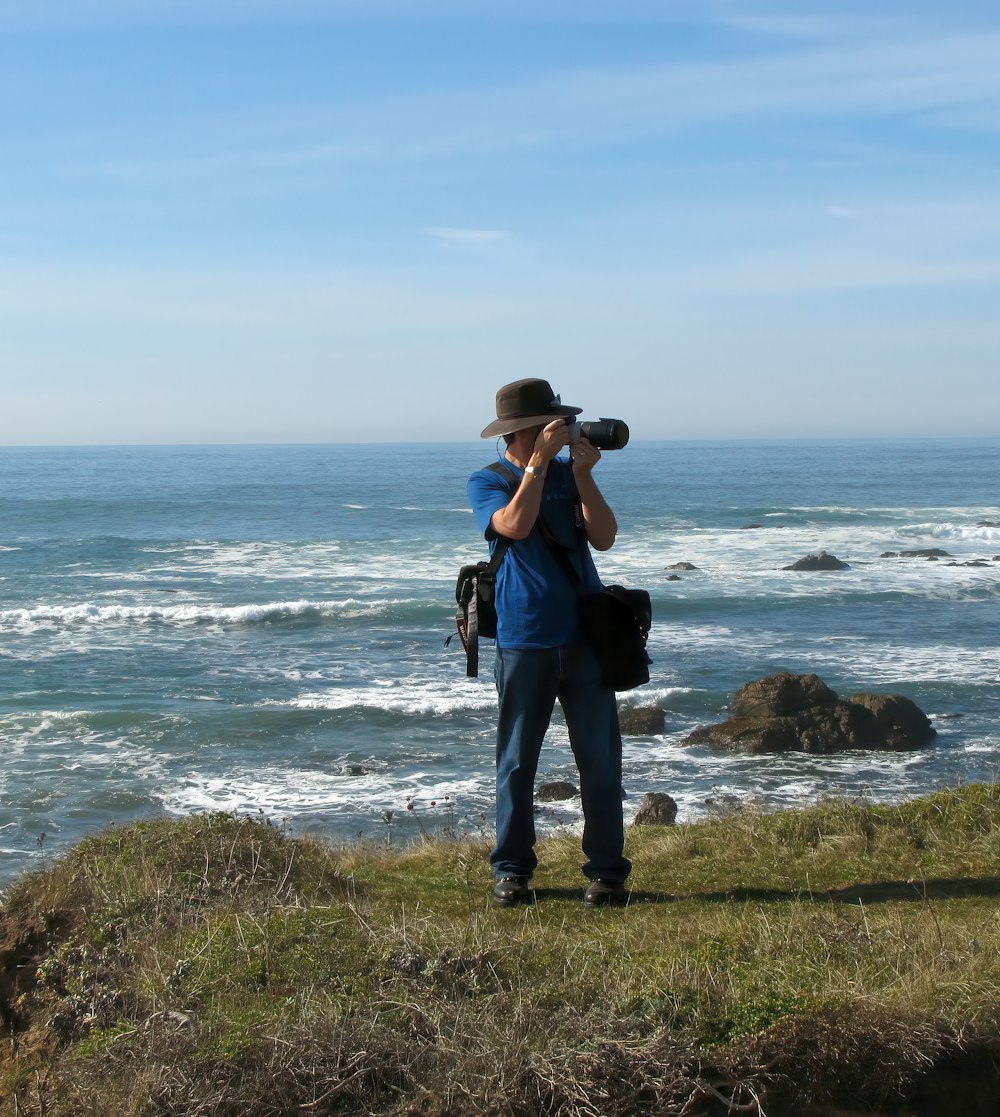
[977,520,1000,528]
[619,705,666,735]
[536,780,577,802]
[732,672,837,719]
[795,703,882,753]
[741,524,764,530]
[849,693,937,749]
[687,716,802,753]
[666,574,681,581]
[783,551,850,571]
[632,792,678,827]
[688,704,879,754]
[668,562,699,571]
[686,672,935,755]
[342,764,369,776]
[881,548,952,559]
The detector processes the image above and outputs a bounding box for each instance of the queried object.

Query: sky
[1,0,999,445]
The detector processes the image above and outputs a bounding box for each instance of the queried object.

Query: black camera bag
[577,585,652,691]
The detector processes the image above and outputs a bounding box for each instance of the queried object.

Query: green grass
[2,788,1000,1115]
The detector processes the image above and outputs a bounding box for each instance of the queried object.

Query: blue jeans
[491,639,631,884]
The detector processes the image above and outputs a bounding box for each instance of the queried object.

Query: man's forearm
[489,459,548,539]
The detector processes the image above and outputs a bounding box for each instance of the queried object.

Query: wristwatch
[524,465,546,479]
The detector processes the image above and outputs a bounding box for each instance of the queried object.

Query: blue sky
[2,1,998,444]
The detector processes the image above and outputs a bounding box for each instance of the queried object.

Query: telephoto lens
[566,418,630,450]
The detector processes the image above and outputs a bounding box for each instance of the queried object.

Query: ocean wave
[920,522,1000,543]
[0,598,430,632]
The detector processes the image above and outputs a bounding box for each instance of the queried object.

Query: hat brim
[480,406,581,439]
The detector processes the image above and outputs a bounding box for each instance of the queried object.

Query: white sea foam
[158,767,490,820]
[286,676,498,716]
[801,640,1000,685]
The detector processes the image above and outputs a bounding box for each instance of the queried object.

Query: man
[467,378,631,907]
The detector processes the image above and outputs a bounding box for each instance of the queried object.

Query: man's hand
[570,437,616,550]
[533,418,572,463]
[570,436,601,478]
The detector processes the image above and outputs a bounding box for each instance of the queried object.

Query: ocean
[2,439,999,888]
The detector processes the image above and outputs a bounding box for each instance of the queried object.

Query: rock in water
[619,705,666,735]
[848,693,936,749]
[783,551,850,571]
[536,781,578,802]
[732,672,837,719]
[632,792,678,826]
[686,672,936,754]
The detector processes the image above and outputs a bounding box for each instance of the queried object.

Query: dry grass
[2,787,1000,1115]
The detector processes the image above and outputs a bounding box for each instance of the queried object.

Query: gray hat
[480,378,581,438]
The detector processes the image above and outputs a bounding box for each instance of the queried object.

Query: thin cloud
[424,227,510,245]
[54,30,1000,185]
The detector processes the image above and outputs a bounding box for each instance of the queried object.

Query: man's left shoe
[584,879,627,907]
[493,876,532,906]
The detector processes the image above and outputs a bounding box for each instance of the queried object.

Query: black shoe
[493,876,531,906]
[584,879,627,907]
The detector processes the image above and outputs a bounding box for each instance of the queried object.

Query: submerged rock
[880,548,952,559]
[686,672,936,755]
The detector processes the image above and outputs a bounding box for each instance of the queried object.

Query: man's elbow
[490,514,532,541]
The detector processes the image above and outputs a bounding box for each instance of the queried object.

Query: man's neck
[504,433,536,468]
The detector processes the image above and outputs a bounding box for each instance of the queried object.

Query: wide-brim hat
[480,378,582,438]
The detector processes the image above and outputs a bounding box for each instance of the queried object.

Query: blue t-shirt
[467,457,603,649]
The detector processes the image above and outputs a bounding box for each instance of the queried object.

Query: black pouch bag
[577,584,652,691]
[449,538,511,677]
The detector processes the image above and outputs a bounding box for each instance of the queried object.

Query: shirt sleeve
[467,468,516,539]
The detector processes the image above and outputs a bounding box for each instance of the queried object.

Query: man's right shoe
[492,876,531,906]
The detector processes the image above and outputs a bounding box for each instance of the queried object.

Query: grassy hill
[3,786,1000,1115]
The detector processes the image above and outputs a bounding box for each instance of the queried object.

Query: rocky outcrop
[686,672,936,755]
[619,705,666,735]
[783,551,850,571]
[632,792,678,827]
[668,562,699,571]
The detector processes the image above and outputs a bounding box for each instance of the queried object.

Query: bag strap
[459,534,511,678]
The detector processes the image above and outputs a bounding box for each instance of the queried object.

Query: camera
[566,418,630,450]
